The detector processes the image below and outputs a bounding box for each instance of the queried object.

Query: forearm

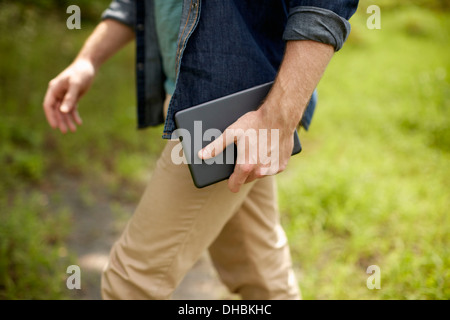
[74,19,135,72]
[261,40,334,133]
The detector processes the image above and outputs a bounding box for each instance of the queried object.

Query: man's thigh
[209,176,300,300]
[101,140,256,299]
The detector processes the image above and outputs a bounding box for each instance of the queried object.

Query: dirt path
[60,178,233,300]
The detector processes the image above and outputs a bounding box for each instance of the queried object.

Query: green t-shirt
[154,0,183,95]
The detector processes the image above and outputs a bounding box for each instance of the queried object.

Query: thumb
[60,84,80,113]
[198,128,237,160]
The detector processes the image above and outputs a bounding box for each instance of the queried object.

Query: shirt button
[192,1,197,9]
[137,63,144,71]
[137,24,144,31]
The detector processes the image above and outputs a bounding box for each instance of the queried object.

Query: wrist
[73,55,99,74]
[259,87,307,134]
[257,105,297,141]
[70,57,97,78]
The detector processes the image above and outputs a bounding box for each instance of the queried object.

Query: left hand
[198,108,295,193]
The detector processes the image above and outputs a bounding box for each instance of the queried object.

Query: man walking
[43,0,359,299]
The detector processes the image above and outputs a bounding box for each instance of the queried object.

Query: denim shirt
[102,0,359,138]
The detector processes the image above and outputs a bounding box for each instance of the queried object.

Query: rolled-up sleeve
[283,0,359,51]
[101,0,136,29]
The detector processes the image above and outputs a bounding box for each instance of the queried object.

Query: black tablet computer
[174,82,302,188]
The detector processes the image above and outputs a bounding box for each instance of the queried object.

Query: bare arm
[43,19,134,133]
[261,40,334,133]
[199,40,334,193]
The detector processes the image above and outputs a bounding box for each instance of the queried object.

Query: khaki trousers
[101,97,300,300]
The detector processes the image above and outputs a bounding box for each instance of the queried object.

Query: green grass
[278,4,450,299]
[0,192,73,299]
[0,1,164,299]
[0,1,448,299]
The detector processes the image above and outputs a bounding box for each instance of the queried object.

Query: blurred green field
[0,1,448,299]
[279,3,450,299]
